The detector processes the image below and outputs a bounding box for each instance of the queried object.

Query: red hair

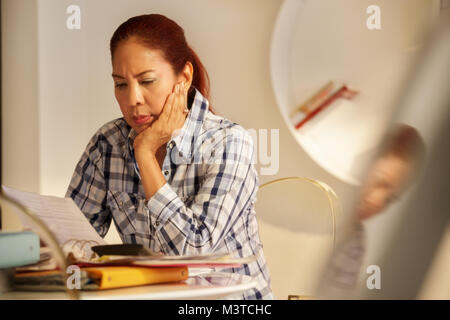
[110,14,213,111]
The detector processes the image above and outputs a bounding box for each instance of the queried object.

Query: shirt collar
[172,88,209,159]
[123,126,137,160]
[123,88,209,160]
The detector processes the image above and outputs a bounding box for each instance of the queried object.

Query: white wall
[1,0,40,231]
[1,0,40,195]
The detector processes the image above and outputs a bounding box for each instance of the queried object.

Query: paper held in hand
[2,185,107,260]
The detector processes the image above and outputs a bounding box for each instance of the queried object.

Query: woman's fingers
[157,82,187,137]
[169,83,181,119]
[178,81,189,117]
[179,81,189,123]
[170,81,187,123]
[173,82,183,119]
[184,82,189,109]
[182,82,189,115]
[160,88,176,123]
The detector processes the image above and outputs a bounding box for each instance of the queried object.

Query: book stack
[290,81,359,129]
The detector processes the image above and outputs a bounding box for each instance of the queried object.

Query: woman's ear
[181,61,194,87]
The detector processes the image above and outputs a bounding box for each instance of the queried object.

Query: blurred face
[112,38,183,133]
[358,154,413,220]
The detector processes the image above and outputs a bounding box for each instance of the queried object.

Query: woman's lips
[133,115,153,125]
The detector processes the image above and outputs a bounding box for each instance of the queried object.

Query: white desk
[0,272,257,300]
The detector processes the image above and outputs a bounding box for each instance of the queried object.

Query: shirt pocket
[106,190,148,236]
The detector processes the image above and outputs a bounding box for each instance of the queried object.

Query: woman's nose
[127,83,144,107]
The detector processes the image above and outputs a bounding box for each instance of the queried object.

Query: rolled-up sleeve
[65,135,112,238]
[146,129,258,255]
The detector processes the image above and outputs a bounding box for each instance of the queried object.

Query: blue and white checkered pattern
[66,89,274,299]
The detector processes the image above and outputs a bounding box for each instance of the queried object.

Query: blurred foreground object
[318,12,450,299]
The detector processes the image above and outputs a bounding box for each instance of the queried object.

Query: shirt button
[168,141,175,149]
[155,220,160,227]
[164,170,169,176]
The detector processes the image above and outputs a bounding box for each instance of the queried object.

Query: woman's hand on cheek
[133,81,188,155]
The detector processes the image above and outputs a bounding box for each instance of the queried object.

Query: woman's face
[112,38,183,133]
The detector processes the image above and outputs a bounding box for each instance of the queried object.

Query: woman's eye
[115,83,127,88]
[141,79,155,86]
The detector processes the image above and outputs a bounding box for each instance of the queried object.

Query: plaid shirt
[66,89,274,299]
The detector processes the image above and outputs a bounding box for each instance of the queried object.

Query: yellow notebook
[82,266,189,290]
[14,266,189,290]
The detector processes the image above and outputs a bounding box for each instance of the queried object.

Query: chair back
[255,177,341,299]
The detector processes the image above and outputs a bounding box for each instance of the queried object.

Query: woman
[66,14,273,299]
